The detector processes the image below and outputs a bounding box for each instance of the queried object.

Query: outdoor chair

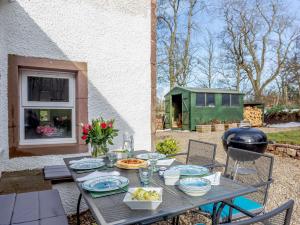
[199,147,274,223]
[168,139,223,169]
[196,200,294,225]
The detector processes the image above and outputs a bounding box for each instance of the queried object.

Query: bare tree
[197,30,217,88]
[221,0,299,101]
[157,0,200,89]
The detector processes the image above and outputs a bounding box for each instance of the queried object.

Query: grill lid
[222,127,268,145]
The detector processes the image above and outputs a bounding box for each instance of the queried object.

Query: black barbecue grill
[222,126,268,161]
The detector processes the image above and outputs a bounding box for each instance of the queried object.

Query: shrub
[156,138,180,155]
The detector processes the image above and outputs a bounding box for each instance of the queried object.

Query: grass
[267,129,300,145]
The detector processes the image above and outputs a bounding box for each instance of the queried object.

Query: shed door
[182,93,190,130]
[164,97,170,129]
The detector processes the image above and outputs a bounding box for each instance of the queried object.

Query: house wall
[190,93,244,130]
[0,2,8,159]
[0,0,152,161]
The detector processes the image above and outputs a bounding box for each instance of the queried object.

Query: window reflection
[24,109,72,139]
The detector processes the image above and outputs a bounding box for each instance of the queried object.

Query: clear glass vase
[91,143,108,158]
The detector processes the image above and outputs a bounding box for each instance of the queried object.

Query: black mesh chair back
[222,200,294,225]
[224,147,274,207]
[186,140,217,166]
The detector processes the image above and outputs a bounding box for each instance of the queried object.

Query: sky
[157,0,300,99]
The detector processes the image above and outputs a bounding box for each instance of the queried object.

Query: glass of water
[148,154,159,172]
[123,132,134,158]
[139,166,152,185]
[106,152,117,168]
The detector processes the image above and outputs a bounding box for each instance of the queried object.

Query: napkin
[77,171,120,182]
[69,158,103,164]
[156,158,175,166]
[203,172,221,185]
[90,186,128,199]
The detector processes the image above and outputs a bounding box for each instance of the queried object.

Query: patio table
[64,151,257,225]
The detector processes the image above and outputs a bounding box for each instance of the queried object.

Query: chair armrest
[252,179,273,188]
[166,152,188,158]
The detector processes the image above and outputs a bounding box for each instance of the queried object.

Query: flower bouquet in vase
[81,116,119,158]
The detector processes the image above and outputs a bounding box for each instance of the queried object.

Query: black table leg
[211,203,218,225]
[212,202,226,225]
[77,193,82,225]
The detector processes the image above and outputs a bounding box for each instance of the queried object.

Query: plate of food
[168,165,209,177]
[81,176,129,192]
[116,158,147,170]
[123,187,162,210]
[70,161,105,170]
[136,152,166,160]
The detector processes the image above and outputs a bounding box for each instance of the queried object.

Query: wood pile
[243,106,263,127]
[156,118,163,130]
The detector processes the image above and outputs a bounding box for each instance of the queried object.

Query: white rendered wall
[0,0,152,164]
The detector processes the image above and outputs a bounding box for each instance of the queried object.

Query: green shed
[164,87,244,130]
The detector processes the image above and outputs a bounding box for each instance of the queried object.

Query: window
[231,94,240,106]
[206,93,215,107]
[196,93,205,106]
[196,93,215,107]
[222,94,230,106]
[20,69,76,145]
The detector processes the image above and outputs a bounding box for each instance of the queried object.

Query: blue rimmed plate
[70,161,105,170]
[179,177,211,196]
[136,153,166,160]
[168,165,209,177]
[82,176,129,192]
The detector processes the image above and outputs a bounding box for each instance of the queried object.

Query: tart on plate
[116,158,147,169]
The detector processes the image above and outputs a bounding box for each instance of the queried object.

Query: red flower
[108,122,113,128]
[100,122,107,129]
[82,128,89,135]
[89,125,92,130]
[81,135,87,140]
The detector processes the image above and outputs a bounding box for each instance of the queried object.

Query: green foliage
[268,130,300,145]
[156,138,180,155]
[266,105,300,115]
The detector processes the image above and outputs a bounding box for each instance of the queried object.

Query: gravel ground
[155,127,300,225]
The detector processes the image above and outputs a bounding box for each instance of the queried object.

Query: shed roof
[165,86,243,96]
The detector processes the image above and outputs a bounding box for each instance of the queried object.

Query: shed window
[222,94,230,106]
[231,94,240,106]
[206,94,215,107]
[196,93,205,106]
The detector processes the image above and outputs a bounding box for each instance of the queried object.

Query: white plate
[123,187,162,210]
[70,161,105,170]
[136,153,166,160]
[168,165,209,177]
[82,176,129,192]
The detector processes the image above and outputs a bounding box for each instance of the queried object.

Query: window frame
[21,69,75,107]
[8,55,88,158]
[196,93,215,107]
[230,94,240,106]
[19,69,76,145]
[221,93,241,107]
[195,93,206,107]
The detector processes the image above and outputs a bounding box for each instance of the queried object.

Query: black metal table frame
[64,153,257,225]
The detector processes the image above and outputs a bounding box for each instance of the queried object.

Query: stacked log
[156,118,163,130]
[243,106,263,127]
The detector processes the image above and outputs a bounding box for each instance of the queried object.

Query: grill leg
[77,193,82,225]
